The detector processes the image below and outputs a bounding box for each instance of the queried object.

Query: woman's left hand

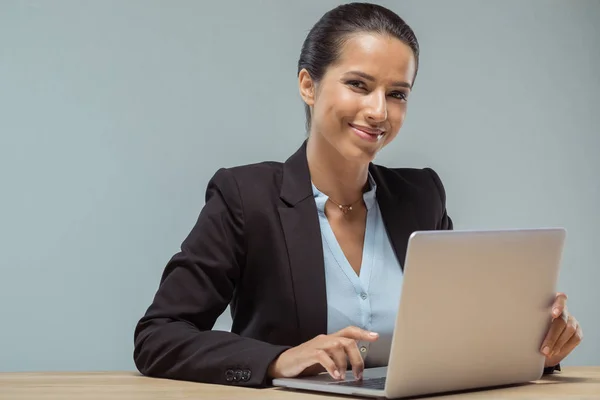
[540,292,583,368]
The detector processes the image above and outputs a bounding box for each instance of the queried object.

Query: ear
[298,68,315,106]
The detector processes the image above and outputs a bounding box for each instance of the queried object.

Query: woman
[133,2,582,387]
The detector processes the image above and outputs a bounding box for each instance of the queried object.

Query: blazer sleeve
[425,168,453,230]
[133,168,290,387]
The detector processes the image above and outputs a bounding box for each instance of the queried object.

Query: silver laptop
[273,228,565,398]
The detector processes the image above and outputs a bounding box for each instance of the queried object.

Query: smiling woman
[132,1,581,389]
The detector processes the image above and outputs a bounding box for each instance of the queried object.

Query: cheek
[322,88,360,126]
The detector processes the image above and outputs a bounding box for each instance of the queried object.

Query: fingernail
[339,370,345,380]
[542,346,550,356]
[369,332,379,337]
[333,370,341,379]
[553,308,560,317]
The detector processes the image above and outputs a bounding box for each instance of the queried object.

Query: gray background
[1,0,598,372]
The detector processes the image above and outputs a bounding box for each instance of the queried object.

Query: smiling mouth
[349,123,385,141]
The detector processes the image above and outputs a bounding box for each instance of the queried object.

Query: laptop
[273,228,565,398]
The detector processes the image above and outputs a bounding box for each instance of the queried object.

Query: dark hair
[298,2,420,131]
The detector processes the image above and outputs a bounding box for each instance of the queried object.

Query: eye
[389,91,408,101]
[346,80,366,90]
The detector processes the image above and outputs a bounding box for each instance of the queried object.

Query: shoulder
[209,160,283,186]
[229,161,284,183]
[371,163,452,229]
[372,164,447,200]
[205,161,284,204]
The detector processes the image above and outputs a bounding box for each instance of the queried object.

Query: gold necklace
[327,197,363,215]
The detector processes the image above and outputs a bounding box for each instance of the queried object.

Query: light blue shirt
[312,174,404,367]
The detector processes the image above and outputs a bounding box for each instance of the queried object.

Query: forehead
[329,33,416,85]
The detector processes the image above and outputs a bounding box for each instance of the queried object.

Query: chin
[339,139,380,164]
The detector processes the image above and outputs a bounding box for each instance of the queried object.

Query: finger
[326,339,349,380]
[541,316,567,356]
[341,338,365,380]
[554,325,583,358]
[334,326,379,342]
[315,349,342,380]
[552,293,568,319]
[551,317,578,356]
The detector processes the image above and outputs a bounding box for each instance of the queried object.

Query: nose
[364,91,387,123]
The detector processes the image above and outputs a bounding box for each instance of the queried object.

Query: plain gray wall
[1,0,598,372]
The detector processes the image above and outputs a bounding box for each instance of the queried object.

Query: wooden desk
[1,367,599,399]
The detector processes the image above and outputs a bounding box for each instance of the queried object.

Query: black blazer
[133,141,453,387]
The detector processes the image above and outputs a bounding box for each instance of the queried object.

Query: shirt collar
[311,172,378,213]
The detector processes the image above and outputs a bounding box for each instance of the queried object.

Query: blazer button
[225,369,234,382]
[234,370,243,382]
[241,369,251,382]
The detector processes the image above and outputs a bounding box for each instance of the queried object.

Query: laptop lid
[385,228,565,398]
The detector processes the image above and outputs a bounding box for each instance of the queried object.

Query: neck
[306,134,370,205]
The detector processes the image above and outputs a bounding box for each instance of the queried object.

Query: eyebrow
[345,70,412,89]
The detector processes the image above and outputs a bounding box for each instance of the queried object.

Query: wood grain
[1,367,599,399]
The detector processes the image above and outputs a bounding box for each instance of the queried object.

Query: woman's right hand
[267,326,379,381]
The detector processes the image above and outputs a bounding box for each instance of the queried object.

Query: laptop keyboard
[330,377,386,389]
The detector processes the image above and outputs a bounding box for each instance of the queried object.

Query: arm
[133,168,289,387]
[425,168,453,230]
[543,365,561,374]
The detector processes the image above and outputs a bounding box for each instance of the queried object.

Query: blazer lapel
[369,164,421,271]
[278,142,327,344]
[276,144,422,345]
